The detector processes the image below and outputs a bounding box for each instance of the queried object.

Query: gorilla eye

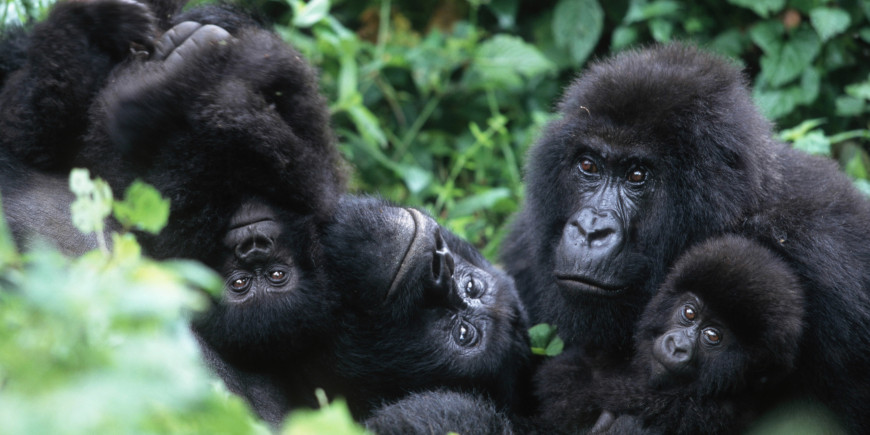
[453,320,479,347]
[702,328,722,345]
[681,305,697,322]
[579,158,598,174]
[627,167,647,184]
[268,269,287,283]
[465,278,484,299]
[230,276,251,293]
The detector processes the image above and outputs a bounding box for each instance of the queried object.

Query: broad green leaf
[792,130,831,156]
[845,76,870,100]
[649,18,674,42]
[624,0,681,23]
[346,104,387,148]
[69,168,113,235]
[292,0,330,28]
[544,335,565,357]
[779,118,826,142]
[471,35,556,89]
[282,393,369,435]
[809,7,851,42]
[396,164,433,195]
[529,323,563,356]
[449,188,511,218]
[758,28,821,87]
[112,180,170,234]
[552,0,603,66]
[749,20,784,54]
[835,96,865,116]
[611,26,639,51]
[727,0,785,18]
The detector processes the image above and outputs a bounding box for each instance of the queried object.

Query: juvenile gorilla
[501,43,870,429]
[537,235,804,434]
[320,196,531,421]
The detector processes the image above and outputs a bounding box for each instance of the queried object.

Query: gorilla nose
[425,228,459,307]
[235,233,274,262]
[571,208,623,249]
[662,331,694,366]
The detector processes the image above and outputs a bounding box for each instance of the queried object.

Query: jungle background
[0,0,867,432]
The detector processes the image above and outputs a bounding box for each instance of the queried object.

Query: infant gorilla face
[323,196,530,415]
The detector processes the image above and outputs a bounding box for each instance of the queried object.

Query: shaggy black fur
[501,43,870,430]
[537,235,805,434]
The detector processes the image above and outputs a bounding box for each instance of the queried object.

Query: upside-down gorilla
[501,43,870,430]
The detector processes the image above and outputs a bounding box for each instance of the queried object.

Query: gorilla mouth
[555,274,626,296]
[386,208,430,299]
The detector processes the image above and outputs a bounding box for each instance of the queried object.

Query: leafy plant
[0,170,365,434]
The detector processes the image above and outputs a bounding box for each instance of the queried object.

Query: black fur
[537,235,804,434]
[320,196,532,420]
[364,390,514,435]
[502,43,870,430]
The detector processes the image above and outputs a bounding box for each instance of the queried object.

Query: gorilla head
[190,199,338,371]
[537,235,805,434]
[321,196,530,418]
[502,44,778,354]
[638,235,804,395]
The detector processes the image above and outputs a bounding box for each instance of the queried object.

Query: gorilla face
[502,44,777,352]
[323,196,529,417]
[191,199,339,370]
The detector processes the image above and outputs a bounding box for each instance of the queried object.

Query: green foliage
[0,171,365,434]
[269,0,870,261]
[529,323,564,357]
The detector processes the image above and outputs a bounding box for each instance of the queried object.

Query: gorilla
[364,390,514,435]
[0,2,532,429]
[536,235,805,434]
[320,196,530,420]
[0,0,346,421]
[501,43,870,429]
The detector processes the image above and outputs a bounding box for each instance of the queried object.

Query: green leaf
[69,168,113,235]
[112,180,170,234]
[649,18,674,42]
[779,118,826,142]
[449,188,511,218]
[544,336,565,357]
[792,130,832,156]
[809,7,851,42]
[624,0,682,23]
[282,393,368,435]
[835,96,866,116]
[845,76,870,100]
[529,323,564,357]
[552,0,603,66]
[758,28,821,87]
[395,164,433,195]
[346,104,387,148]
[749,20,784,54]
[471,35,556,89]
[727,0,785,18]
[292,0,330,28]
[611,26,639,51]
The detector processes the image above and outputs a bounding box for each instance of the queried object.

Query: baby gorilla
[320,196,531,421]
[537,235,804,434]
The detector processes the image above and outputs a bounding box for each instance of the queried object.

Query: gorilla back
[501,43,870,429]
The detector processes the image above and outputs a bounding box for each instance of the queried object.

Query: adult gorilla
[501,43,870,430]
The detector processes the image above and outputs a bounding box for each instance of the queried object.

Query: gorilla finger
[163,24,234,71]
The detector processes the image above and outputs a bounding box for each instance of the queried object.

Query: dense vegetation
[0,0,867,432]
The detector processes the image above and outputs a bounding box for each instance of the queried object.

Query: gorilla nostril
[235,234,274,260]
